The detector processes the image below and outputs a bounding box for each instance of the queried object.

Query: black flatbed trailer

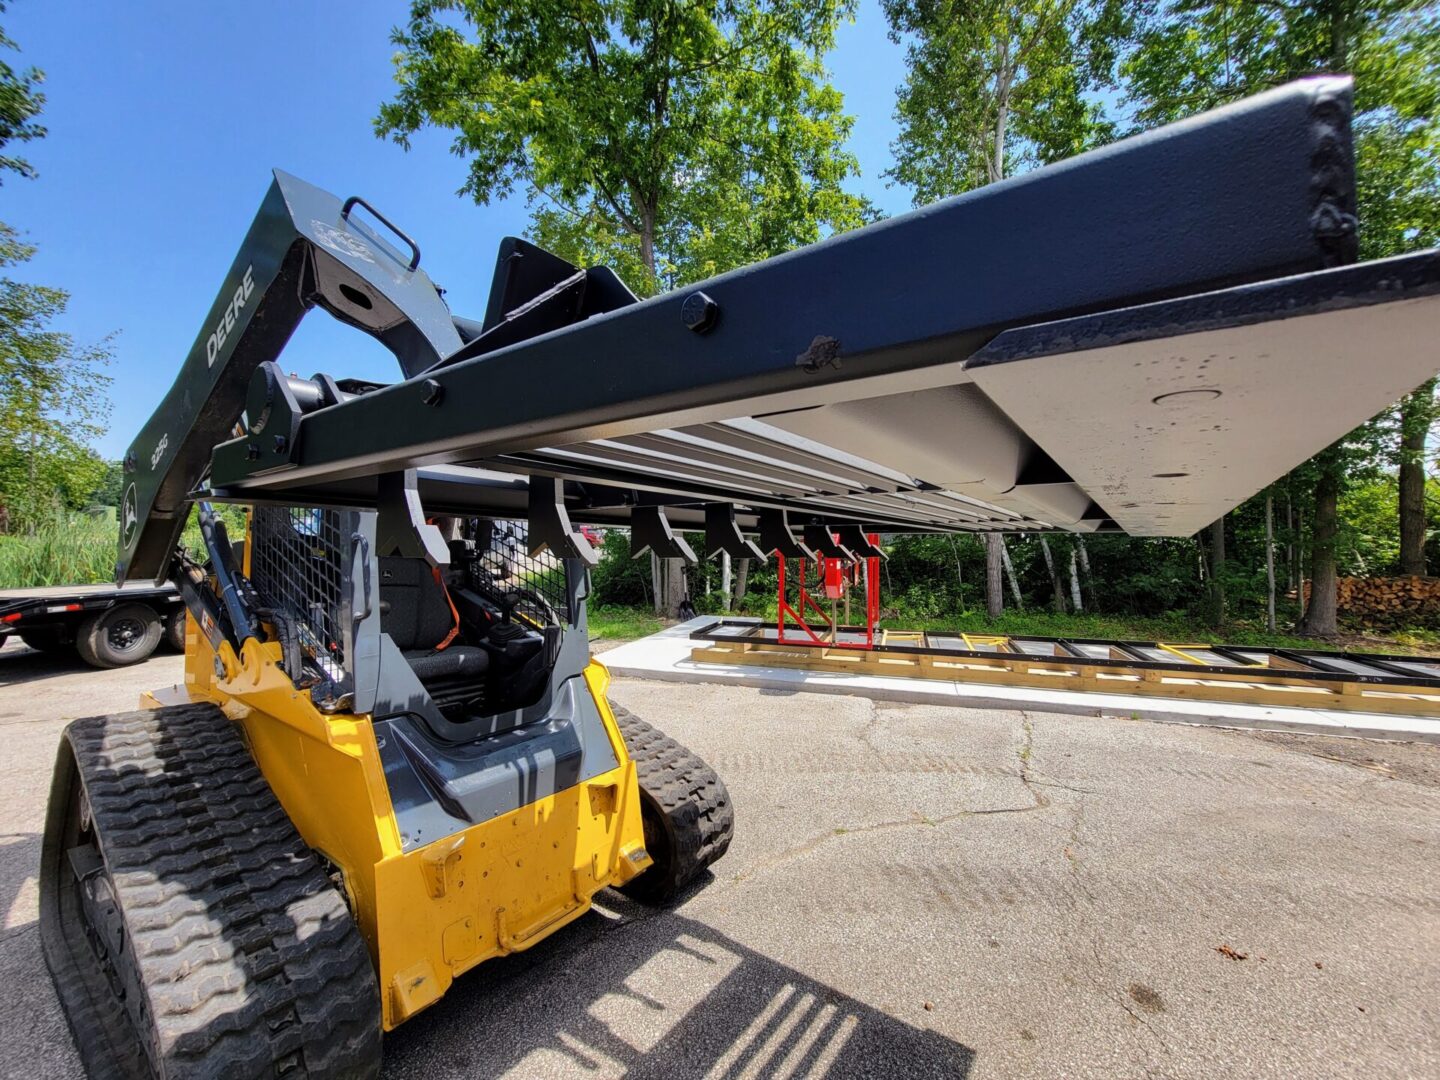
[0,581,184,667]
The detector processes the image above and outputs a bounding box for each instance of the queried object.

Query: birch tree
[883,0,1133,202]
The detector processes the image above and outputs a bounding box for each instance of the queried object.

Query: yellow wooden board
[689,643,1440,718]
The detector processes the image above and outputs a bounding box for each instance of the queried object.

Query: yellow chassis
[142,621,651,1030]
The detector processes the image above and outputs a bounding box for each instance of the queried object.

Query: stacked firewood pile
[1303,576,1440,626]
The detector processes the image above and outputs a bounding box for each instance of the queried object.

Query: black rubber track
[39,703,382,1079]
[612,704,733,902]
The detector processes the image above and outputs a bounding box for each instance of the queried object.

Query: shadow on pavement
[383,885,975,1078]
[0,643,82,686]
[0,831,41,943]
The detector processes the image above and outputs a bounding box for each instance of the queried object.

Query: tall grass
[0,512,118,588]
[0,505,225,590]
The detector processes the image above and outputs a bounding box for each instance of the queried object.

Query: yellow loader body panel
[143,623,650,1030]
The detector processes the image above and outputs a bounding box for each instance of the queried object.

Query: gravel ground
[2,641,1437,1079]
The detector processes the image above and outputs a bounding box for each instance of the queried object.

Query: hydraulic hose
[197,502,257,646]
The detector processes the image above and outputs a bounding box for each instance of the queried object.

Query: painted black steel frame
[204,79,1350,501]
[688,618,1440,690]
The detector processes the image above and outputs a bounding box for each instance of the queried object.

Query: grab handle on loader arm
[341,195,421,271]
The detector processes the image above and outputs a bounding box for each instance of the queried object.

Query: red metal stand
[776,532,882,650]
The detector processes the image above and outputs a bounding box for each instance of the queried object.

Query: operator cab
[376,555,489,705]
[247,505,569,742]
[376,519,563,730]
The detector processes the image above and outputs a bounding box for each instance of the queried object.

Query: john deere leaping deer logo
[121,484,139,549]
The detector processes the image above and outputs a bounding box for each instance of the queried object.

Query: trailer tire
[75,603,162,669]
[20,628,73,654]
[163,610,188,652]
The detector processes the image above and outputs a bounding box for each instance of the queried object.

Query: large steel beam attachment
[804,525,854,561]
[528,476,599,564]
[629,504,698,564]
[757,509,814,559]
[704,504,766,562]
[834,525,885,560]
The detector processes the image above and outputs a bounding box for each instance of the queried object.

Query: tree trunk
[1290,498,1301,596]
[1398,379,1434,576]
[1265,492,1277,634]
[733,557,750,610]
[984,533,1004,618]
[1207,516,1226,628]
[650,552,663,615]
[1329,5,1349,72]
[1295,505,1305,619]
[989,39,1011,184]
[720,550,732,612]
[639,209,658,287]
[947,534,963,601]
[1039,537,1066,613]
[1068,546,1083,612]
[992,88,1009,183]
[1300,460,1341,637]
[999,537,1023,609]
[665,559,685,619]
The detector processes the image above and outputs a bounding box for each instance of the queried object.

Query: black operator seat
[378,557,489,696]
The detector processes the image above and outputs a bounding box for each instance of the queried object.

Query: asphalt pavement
[2,641,1437,1079]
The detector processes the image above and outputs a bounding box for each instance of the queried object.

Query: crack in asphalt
[731,707,1050,883]
[722,705,1172,1061]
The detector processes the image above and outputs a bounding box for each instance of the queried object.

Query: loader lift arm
[119,170,468,583]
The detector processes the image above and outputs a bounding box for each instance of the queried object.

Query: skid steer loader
[39,76,1440,1077]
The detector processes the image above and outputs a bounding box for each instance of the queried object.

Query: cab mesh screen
[468,519,571,627]
[249,506,349,684]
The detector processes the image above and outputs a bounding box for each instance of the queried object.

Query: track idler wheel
[610,703,734,903]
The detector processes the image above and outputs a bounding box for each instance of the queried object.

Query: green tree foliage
[0,224,114,530]
[1337,474,1440,574]
[0,2,44,183]
[883,0,1133,201]
[0,4,115,534]
[1124,0,1440,632]
[589,529,653,607]
[377,0,874,295]
[1124,0,1440,258]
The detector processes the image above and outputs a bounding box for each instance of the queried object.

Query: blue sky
[4,0,912,459]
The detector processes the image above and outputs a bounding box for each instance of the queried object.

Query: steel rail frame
[688,618,1440,690]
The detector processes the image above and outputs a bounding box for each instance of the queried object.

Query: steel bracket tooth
[757,509,814,559]
[375,469,451,567]
[629,505,698,564]
[527,475,599,565]
[803,525,854,561]
[834,525,885,560]
[704,504,766,562]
